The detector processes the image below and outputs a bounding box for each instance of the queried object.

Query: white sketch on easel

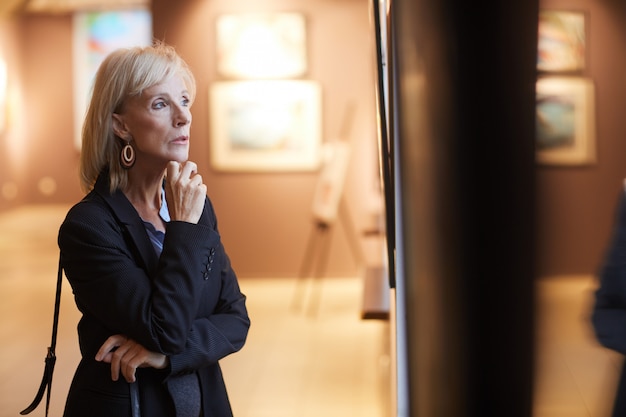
[311,141,351,225]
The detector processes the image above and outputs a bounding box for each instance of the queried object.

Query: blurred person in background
[592,181,626,417]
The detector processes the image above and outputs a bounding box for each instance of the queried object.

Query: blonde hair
[79,41,196,193]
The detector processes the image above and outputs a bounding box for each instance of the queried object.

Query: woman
[592,182,626,416]
[59,42,250,417]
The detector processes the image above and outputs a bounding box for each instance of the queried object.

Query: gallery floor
[0,204,621,417]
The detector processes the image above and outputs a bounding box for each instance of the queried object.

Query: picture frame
[215,12,307,79]
[536,76,595,165]
[72,9,152,149]
[370,0,396,288]
[209,80,322,172]
[537,10,586,73]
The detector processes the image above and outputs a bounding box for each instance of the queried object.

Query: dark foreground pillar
[391,1,538,416]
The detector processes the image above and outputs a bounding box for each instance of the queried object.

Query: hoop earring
[120,142,135,169]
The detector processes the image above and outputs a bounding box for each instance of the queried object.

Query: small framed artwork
[209,80,322,172]
[216,12,307,79]
[538,10,586,73]
[536,77,595,165]
[73,9,152,149]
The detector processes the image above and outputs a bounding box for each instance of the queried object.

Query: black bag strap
[20,256,62,416]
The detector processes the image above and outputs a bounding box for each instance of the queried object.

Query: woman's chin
[170,152,190,163]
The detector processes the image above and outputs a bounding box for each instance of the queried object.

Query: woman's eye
[182,97,191,107]
[153,100,166,109]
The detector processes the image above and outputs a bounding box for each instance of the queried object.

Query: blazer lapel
[93,172,159,276]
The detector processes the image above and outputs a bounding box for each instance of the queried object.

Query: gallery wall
[3,0,625,278]
[156,0,626,279]
[0,20,22,206]
[536,0,626,277]
[0,0,382,278]
[0,14,80,208]
[151,0,382,278]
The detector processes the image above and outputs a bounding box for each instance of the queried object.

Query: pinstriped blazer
[59,171,250,417]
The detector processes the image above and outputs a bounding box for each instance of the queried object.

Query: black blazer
[59,172,250,417]
[593,187,626,417]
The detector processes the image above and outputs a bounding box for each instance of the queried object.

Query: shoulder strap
[20,256,63,416]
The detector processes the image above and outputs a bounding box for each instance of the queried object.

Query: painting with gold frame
[209,80,322,172]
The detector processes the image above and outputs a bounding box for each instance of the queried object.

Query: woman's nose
[174,106,191,126]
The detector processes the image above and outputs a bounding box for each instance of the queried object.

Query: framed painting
[209,80,322,172]
[536,77,595,165]
[72,9,152,149]
[537,10,586,73]
[216,12,307,79]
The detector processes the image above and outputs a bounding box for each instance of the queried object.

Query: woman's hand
[95,334,169,383]
[165,161,207,224]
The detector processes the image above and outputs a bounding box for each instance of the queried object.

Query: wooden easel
[290,196,364,317]
[291,103,362,316]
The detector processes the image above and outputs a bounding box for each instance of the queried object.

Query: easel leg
[291,222,330,314]
[293,203,365,317]
[306,225,333,317]
[339,198,365,267]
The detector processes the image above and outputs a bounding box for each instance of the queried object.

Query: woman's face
[113,74,192,169]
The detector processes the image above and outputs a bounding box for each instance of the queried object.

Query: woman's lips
[172,135,189,144]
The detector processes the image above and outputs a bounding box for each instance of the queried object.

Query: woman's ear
[112,113,129,139]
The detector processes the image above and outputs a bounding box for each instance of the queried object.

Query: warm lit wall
[0,18,23,208]
[536,0,626,277]
[0,14,82,210]
[6,0,625,279]
[0,0,381,278]
[151,0,381,278]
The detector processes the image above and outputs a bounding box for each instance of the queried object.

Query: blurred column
[391,1,538,416]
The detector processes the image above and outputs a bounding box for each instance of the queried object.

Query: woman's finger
[95,334,127,362]
[189,173,203,187]
[109,342,133,381]
[180,161,198,180]
[166,161,181,183]
[120,342,141,383]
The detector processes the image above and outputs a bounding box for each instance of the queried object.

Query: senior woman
[58,42,249,417]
